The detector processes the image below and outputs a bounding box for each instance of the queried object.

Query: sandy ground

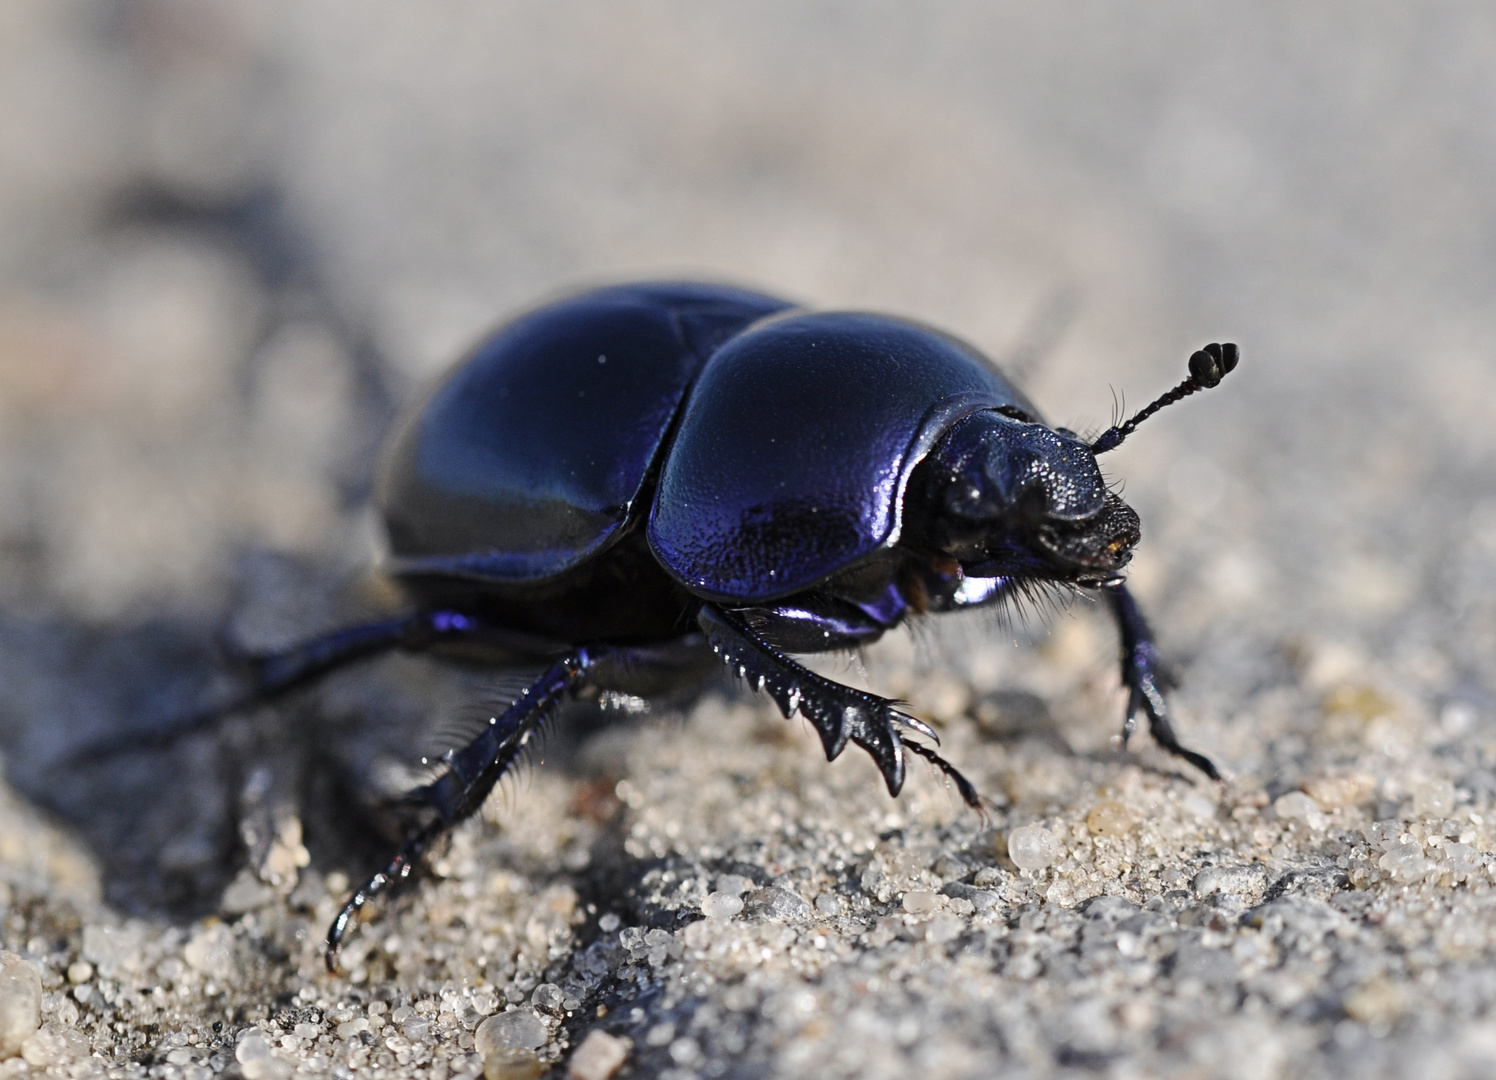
[4,3,1496,1078]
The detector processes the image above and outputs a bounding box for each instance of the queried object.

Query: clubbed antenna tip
[1091,342,1238,455]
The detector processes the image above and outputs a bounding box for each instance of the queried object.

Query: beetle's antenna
[1090,343,1238,455]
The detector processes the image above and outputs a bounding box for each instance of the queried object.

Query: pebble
[236,1032,272,1063]
[1303,772,1376,810]
[403,1017,430,1041]
[476,1010,549,1056]
[1086,800,1135,837]
[486,1054,547,1080]
[1007,825,1061,871]
[1412,779,1457,819]
[1081,895,1140,923]
[814,892,842,916]
[924,913,964,943]
[1182,792,1218,820]
[1192,864,1269,899]
[1379,841,1431,884]
[80,924,146,980]
[1273,791,1326,829]
[714,874,751,896]
[219,872,276,914]
[1342,978,1407,1027]
[184,922,237,980]
[902,890,942,914]
[235,1031,292,1080]
[700,892,744,919]
[940,882,1000,912]
[1443,842,1480,881]
[0,954,41,1060]
[1440,701,1478,736]
[20,1025,88,1068]
[1323,683,1393,721]
[744,887,813,920]
[669,1036,702,1065]
[567,1030,630,1080]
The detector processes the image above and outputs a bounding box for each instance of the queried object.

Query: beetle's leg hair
[1105,585,1220,780]
[325,647,598,971]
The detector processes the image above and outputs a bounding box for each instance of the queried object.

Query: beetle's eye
[996,405,1035,423]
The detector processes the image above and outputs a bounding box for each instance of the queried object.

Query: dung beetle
[178,282,1237,967]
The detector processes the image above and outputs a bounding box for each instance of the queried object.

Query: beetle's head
[911,342,1239,588]
[915,409,1138,586]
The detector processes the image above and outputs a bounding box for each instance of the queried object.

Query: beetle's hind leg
[69,609,534,764]
[325,648,599,971]
[698,605,982,812]
[1104,585,1220,780]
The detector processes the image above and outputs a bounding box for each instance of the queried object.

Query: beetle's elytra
[188,282,1237,968]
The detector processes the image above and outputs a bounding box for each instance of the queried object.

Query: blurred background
[4,2,1495,627]
[0,2,1486,594]
[3,2,1496,1069]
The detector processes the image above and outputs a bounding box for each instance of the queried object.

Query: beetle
[180,282,1235,968]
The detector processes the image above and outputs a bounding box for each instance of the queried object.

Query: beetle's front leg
[1104,585,1219,780]
[325,647,598,970]
[697,605,982,811]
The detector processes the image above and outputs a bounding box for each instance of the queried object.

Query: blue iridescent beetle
[225,282,1236,966]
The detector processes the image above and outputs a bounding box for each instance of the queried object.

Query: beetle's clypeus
[203,282,1238,967]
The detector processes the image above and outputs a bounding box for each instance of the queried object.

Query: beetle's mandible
[180,282,1239,968]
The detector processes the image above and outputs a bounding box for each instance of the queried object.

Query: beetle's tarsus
[325,817,445,973]
[902,738,984,816]
[1120,680,1222,780]
[1106,584,1220,780]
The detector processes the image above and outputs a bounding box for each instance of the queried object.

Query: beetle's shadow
[0,608,414,919]
[0,611,246,916]
[0,598,716,925]
[971,689,1074,757]
[969,687,1212,785]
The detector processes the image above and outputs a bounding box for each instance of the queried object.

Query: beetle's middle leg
[1104,584,1220,780]
[697,605,981,811]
